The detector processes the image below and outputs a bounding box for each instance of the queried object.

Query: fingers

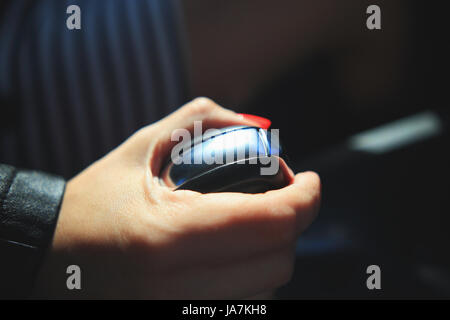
[159,97,258,132]
[199,171,321,237]
[157,171,320,264]
[158,246,295,299]
[145,97,258,151]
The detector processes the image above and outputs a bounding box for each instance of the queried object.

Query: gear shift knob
[160,126,290,193]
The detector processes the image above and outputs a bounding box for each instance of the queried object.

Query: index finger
[194,171,321,237]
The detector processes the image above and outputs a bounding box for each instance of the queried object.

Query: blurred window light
[348,111,443,154]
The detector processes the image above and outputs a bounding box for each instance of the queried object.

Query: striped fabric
[0,0,190,178]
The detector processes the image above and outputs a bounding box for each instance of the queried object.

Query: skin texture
[33,98,321,299]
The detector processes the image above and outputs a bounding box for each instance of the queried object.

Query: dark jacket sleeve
[0,164,65,298]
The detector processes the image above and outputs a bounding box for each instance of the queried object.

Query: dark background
[238,1,449,298]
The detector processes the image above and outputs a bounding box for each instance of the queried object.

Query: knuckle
[188,97,220,114]
[193,96,215,106]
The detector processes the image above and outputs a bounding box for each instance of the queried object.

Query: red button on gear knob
[237,113,271,129]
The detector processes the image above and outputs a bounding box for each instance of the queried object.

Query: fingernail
[237,113,271,129]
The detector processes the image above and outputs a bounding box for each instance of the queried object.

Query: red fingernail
[237,113,272,129]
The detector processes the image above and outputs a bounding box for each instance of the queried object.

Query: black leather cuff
[0,164,66,298]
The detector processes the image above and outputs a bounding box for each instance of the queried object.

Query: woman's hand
[33,98,321,299]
